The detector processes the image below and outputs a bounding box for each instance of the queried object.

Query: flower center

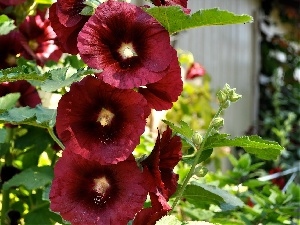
[97,108,114,126]
[118,42,137,59]
[93,177,110,195]
[92,176,111,206]
[5,54,16,66]
[29,40,39,51]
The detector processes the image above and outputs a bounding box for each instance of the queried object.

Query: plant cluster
[256,0,300,169]
[0,0,285,225]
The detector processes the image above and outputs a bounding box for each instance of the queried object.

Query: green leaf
[40,67,96,92]
[24,202,68,225]
[145,7,253,34]
[0,105,56,128]
[183,148,213,165]
[163,120,195,148]
[155,215,218,225]
[0,65,46,82]
[0,65,97,91]
[0,93,20,113]
[182,182,244,211]
[34,0,54,4]
[0,128,6,143]
[0,15,16,35]
[3,166,53,190]
[0,143,10,157]
[155,215,181,225]
[204,134,283,160]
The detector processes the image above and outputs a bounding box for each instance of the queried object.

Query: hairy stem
[170,106,224,212]
[47,127,65,150]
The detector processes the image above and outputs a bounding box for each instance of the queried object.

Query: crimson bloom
[0,31,23,69]
[150,0,190,14]
[18,12,62,66]
[78,1,175,89]
[142,126,182,201]
[50,149,148,225]
[133,193,169,225]
[49,2,89,54]
[269,167,286,190]
[56,76,150,164]
[0,81,41,107]
[186,62,206,80]
[138,49,183,110]
[56,0,87,27]
[134,127,182,224]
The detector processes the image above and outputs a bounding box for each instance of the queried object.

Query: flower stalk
[170,106,224,211]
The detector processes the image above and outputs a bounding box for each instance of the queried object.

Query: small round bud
[211,117,224,130]
[192,131,203,146]
[217,90,227,104]
[194,165,208,177]
[222,100,230,108]
[229,93,242,102]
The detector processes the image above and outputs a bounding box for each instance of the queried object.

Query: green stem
[170,106,224,212]
[1,189,10,225]
[1,127,15,225]
[47,127,65,150]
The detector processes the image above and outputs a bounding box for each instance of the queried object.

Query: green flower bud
[229,92,242,102]
[211,117,224,129]
[222,100,230,109]
[223,83,231,94]
[192,131,203,147]
[217,90,227,104]
[194,165,208,177]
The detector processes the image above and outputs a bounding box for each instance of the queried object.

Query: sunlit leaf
[0,15,16,35]
[182,182,244,211]
[146,7,253,34]
[155,215,181,225]
[40,67,96,92]
[0,93,20,113]
[204,133,283,160]
[163,120,195,148]
[0,65,97,92]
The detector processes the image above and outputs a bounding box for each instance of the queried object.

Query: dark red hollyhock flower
[56,76,150,165]
[0,0,25,6]
[0,31,24,69]
[269,167,286,190]
[138,49,183,110]
[49,2,89,54]
[18,12,62,66]
[0,81,41,108]
[56,0,86,27]
[150,0,190,14]
[142,127,182,198]
[50,149,148,225]
[134,127,182,224]
[133,193,169,225]
[186,62,206,80]
[78,1,174,89]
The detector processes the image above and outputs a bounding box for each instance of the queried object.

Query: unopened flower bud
[229,92,242,102]
[222,100,230,108]
[211,117,224,129]
[217,90,227,104]
[194,165,208,177]
[223,83,231,93]
[192,131,203,147]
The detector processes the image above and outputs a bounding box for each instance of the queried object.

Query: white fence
[176,0,260,137]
